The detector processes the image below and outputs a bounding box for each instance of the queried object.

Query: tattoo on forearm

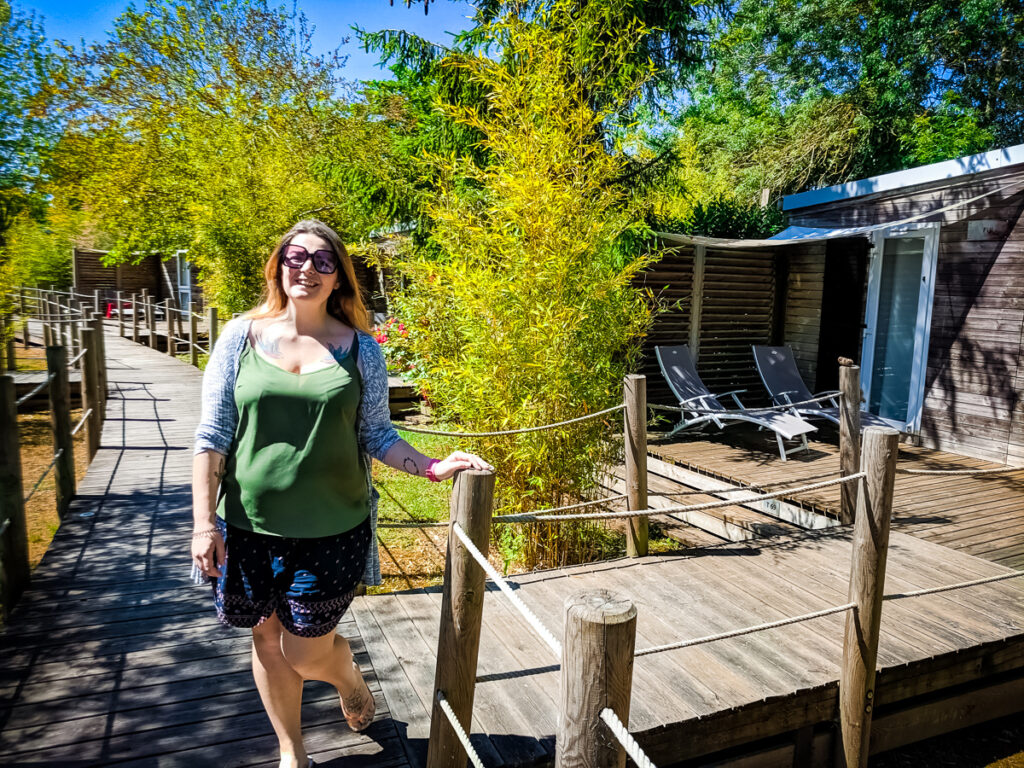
[403,457,420,475]
[214,460,226,483]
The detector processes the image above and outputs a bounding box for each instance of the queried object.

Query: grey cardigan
[193,317,402,585]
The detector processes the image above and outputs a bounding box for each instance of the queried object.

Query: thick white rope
[16,373,55,408]
[896,465,1023,475]
[392,404,625,437]
[496,473,865,523]
[600,708,658,768]
[648,391,839,416]
[67,348,88,367]
[634,602,856,657]
[884,569,1023,599]
[376,494,631,529]
[451,522,563,659]
[23,449,63,505]
[71,408,94,436]
[437,692,487,768]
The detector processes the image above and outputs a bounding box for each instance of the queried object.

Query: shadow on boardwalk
[0,331,406,767]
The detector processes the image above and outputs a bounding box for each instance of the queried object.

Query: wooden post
[18,287,26,317]
[556,590,637,768]
[624,374,648,557]
[90,317,107,422]
[131,293,139,344]
[165,299,175,356]
[189,304,199,367]
[207,306,219,351]
[117,290,125,337]
[93,288,101,316]
[46,346,76,518]
[78,327,100,460]
[838,360,862,524]
[0,375,30,617]
[68,303,81,369]
[0,317,8,374]
[426,469,496,768]
[839,426,899,768]
[689,243,706,356]
[21,313,30,351]
[146,293,157,350]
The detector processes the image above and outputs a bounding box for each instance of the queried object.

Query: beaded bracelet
[192,528,221,540]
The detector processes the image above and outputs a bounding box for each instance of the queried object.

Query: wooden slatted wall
[635,247,693,405]
[921,193,1024,464]
[782,243,826,390]
[696,249,776,404]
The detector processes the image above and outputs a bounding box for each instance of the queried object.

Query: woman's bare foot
[278,753,310,768]
[340,661,375,732]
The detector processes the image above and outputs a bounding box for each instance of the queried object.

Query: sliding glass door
[860,225,939,432]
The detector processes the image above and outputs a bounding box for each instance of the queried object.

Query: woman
[191,220,491,768]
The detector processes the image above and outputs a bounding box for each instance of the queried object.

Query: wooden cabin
[645,143,1024,465]
[72,248,203,311]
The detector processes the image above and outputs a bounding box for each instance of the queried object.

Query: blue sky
[22,0,476,82]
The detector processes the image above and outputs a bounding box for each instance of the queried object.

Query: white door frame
[860,223,940,433]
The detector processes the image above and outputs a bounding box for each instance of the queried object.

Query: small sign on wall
[967,219,1009,240]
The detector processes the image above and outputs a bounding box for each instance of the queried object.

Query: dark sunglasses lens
[312,250,337,274]
[281,245,306,268]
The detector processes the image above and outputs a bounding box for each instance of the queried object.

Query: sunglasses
[280,243,338,274]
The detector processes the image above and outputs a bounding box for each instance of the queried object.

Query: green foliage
[46,0,358,314]
[383,6,659,569]
[0,0,59,247]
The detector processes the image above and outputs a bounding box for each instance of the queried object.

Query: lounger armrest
[775,390,800,405]
[715,389,747,409]
[678,394,713,407]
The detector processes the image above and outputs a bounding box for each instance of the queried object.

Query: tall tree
[0,0,58,245]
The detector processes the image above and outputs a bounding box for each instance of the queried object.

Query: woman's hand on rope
[191,526,225,578]
[433,451,494,481]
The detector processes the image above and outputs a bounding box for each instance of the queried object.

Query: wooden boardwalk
[358,529,1024,767]
[0,330,406,767]
[645,430,1024,569]
[2,328,1022,767]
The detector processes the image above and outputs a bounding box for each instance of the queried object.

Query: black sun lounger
[655,344,816,461]
[751,345,903,431]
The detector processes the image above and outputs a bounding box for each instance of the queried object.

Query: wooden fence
[1,288,110,617]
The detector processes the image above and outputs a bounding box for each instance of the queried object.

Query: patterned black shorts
[212,516,371,638]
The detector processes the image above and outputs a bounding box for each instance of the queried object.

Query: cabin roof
[781,143,1024,212]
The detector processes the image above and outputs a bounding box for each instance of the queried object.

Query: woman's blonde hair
[250,219,371,333]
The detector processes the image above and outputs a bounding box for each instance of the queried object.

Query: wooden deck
[645,428,1024,569]
[0,329,406,767]
[357,529,1024,767]
[2,328,1022,767]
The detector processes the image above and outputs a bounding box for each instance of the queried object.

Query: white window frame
[860,223,940,434]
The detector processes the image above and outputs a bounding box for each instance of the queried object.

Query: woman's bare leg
[252,613,307,768]
[280,628,375,730]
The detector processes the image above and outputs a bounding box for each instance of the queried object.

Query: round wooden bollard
[426,469,496,768]
[840,426,899,768]
[46,346,76,518]
[838,362,862,524]
[556,590,637,768]
[623,374,648,557]
[78,327,101,460]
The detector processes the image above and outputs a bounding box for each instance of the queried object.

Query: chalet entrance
[862,224,940,433]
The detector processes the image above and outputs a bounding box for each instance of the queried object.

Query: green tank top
[217,339,369,538]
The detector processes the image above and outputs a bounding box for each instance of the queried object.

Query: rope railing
[377,493,631,529]
[437,692,487,768]
[392,404,626,437]
[600,708,658,768]
[71,408,94,437]
[883,569,1023,599]
[23,449,63,505]
[15,373,55,408]
[68,348,88,367]
[634,602,857,657]
[451,522,563,659]
[495,473,865,524]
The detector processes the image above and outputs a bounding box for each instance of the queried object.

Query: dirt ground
[12,344,91,569]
